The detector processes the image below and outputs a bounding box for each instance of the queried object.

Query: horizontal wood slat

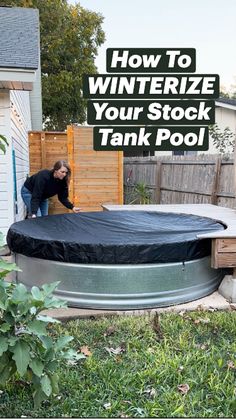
[29,127,123,213]
[212,238,236,268]
[217,239,236,253]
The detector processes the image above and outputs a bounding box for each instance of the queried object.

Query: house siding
[10,90,31,222]
[0,90,14,237]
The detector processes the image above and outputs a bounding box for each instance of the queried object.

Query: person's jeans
[21,185,49,217]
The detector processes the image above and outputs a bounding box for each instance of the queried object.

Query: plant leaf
[8,337,17,346]
[50,373,59,394]
[36,315,60,323]
[41,374,52,397]
[33,387,46,409]
[64,349,86,360]
[11,283,28,303]
[0,259,21,273]
[27,320,47,336]
[41,281,60,296]
[30,306,37,315]
[0,337,8,356]
[0,232,5,247]
[29,358,44,377]
[0,362,15,385]
[44,296,67,309]
[46,360,57,373]
[0,300,6,310]
[0,323,11,333]
[17,302,31,316]
[0,143,6,154]
[31,286,44,301]
[40,335,53,350]
[54,336,73,351]
[12,341,30,376]
[0,353,9,373]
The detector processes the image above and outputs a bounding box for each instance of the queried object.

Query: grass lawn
[0,310,235,418]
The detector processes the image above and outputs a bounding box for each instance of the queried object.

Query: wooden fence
[124,155,236,208]
[28,126,123,213]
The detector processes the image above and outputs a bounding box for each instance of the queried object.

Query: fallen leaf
[80,346,92,357]
[103,402,111,409]
[67,359,78,366]
[178,365,184,372]
[227,361,236,370]
[177,383,190,395]
[143,387,156,398]
[200,344,207,350]
[201,318,210,324]
[181,313,192,321]
[147,347,155,354]
[104,326,116,337]
[197,304,207,312]
[195,343,208,350]
[194,318,210,324]
[105,346,124,355]
[150,388,156,397]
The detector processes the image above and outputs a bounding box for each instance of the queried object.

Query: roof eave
[215,100,236,111]
[0,68,36,91]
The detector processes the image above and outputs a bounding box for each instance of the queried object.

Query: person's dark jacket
[24,169,74,215]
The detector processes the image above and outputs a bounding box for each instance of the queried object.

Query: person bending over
[21,160,80,218]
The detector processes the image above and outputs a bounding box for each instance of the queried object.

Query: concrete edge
[43,291,235,322]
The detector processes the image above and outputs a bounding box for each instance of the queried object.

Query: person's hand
[72,206,81,213]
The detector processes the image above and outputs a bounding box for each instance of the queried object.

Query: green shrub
[209,124,235,158]
[0,134,8,154]
[0,232,85,408]
[128,182,152,204]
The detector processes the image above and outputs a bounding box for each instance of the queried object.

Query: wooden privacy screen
[28,126,123,213]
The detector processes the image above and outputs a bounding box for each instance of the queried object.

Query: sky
[70,0,236,92]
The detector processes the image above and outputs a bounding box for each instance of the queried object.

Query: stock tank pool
[7,211,225,309]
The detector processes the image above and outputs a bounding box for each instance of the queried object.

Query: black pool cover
[7,211,224,264]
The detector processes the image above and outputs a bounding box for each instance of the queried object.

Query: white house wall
[205,107,236,154]
[10,90,31,222]
[153,105,236,156]
[215,106,236,131]
[0,90,14,237]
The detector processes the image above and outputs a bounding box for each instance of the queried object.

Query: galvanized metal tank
[16,254,224,309]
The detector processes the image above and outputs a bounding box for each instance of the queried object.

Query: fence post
[118,152,124,204]
[155,160,162,204]
[234,135,236,201]
[67,125,75,205]
[40,132,46,168]
[211,157,221,205]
